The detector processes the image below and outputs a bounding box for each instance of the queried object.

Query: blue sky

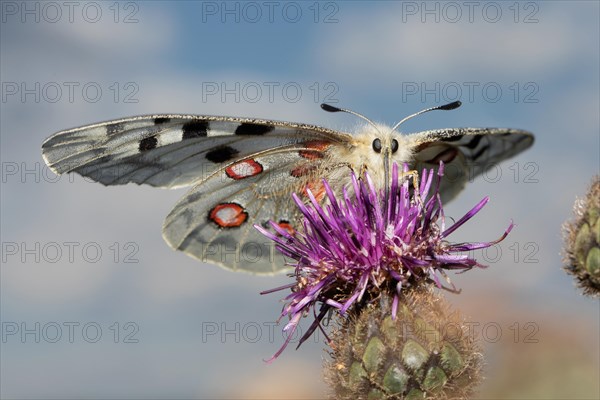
[1,1,599,398]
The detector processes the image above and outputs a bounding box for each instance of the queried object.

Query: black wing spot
[206,145,240,163]
[425,147,458,164]
[465,135,483,149]
[235,123,274,136]
[154,117,171,124]
[106,123,124,136]
[442,134,464,142]
[139,136,158,152]
[514,134,530,143]
[182,120,209,139]
[473,144,491,160]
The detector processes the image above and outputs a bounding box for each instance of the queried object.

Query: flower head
[326,288,483,399]
[256,163,513,362]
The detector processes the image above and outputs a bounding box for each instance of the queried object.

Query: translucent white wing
[409,128,534,201]
[42,114,350,273]
[41,114,348,189]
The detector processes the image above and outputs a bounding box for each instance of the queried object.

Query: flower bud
[326,288,482,399]
[563,176,600,297]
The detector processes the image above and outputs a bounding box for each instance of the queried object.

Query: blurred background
[1,1,598,398]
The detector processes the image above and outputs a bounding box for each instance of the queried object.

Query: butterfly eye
[372,138,382,153]
[391,139,399,154]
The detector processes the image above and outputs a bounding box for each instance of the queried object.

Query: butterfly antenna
[321,103,383,135]
[389,100,462,133]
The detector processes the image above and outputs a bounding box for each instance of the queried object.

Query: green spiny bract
[325,288,482,400]
[563,176,600,297]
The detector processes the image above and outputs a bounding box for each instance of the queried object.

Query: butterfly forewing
[42,115,347,189]
[410,128,534,201]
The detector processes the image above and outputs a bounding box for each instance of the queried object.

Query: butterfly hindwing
[162,149,329,274]
[409,128,534,201]
[41,115,347,189]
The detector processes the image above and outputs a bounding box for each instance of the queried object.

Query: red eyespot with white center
[225,159,263,180]
[290,164,317,178]
[209,203,248,228]
[276,220,295,236]
[303,180,326,203]
[299,140,330,159]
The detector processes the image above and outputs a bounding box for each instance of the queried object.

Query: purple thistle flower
[255,163,513,362]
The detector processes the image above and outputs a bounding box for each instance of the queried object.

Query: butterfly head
[321,101,462,189]
[313,122,406,194]
[355,123,413,159]
[349,124,414,189]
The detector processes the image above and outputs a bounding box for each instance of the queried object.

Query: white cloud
[317,3,594,81]
[1,4,175,78]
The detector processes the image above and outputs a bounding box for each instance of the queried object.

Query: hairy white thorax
[327,123,415,190]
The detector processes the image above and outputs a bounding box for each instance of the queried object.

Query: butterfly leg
[399,169,424,205]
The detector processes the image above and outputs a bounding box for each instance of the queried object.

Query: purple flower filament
[255,162,513,362]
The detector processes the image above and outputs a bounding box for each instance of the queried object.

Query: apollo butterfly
[41,101,533,274]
